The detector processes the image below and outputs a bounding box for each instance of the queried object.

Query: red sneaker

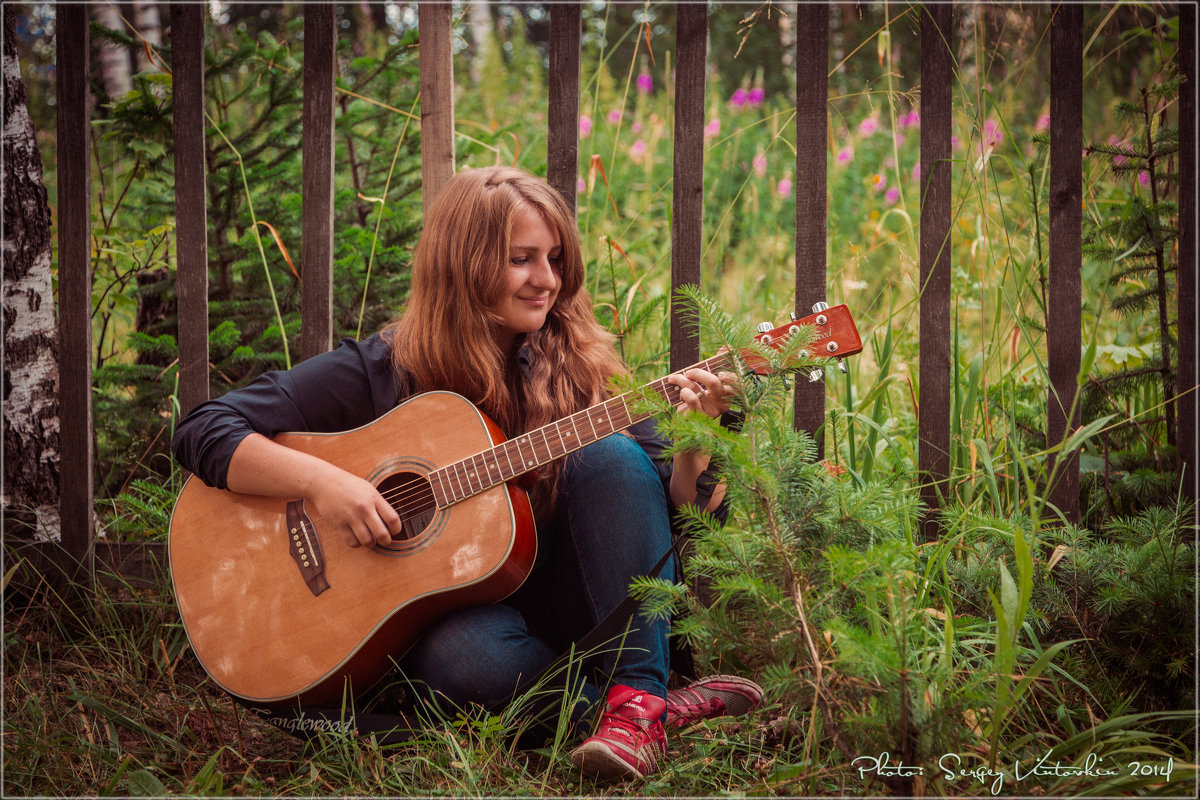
[570,685,667,780]
[665,674,763,729]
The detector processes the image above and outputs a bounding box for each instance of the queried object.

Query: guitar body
[168,391,537,705]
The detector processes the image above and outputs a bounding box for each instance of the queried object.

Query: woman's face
[492,206,562,346]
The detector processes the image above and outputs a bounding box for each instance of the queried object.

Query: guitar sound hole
[376,471,437,542]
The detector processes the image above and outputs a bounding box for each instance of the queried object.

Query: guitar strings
[283,353,733,544]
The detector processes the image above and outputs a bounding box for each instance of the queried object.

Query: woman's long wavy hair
[386,166,624,507]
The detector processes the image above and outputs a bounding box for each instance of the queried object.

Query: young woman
[172,166,760,780]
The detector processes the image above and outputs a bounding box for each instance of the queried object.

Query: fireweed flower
[748,87,765,107]
[753,152,767,177]
[981,118,1002,154]
[705,118,721,138]
[1108,134,1128,166]
[579,115,593,138]
[730,87,749,108]
[776,176,793,198]
[637,73,652,93]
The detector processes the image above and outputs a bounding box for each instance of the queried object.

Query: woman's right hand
[225,432,403,549]
[307,466,404,548]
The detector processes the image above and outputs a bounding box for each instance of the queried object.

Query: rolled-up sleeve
[171,334,402,489]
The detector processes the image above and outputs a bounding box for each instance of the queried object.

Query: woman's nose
[528,256,557,288]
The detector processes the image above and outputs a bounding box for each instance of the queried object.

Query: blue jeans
[398,434,674,713]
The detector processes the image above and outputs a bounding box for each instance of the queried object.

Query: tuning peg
[807,367,824,383]
[811,301,829,314]
[837,358,849,373]
[789,311,799,322]
[756,321,774,333]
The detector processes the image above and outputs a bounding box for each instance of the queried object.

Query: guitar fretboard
[427,352,734,508]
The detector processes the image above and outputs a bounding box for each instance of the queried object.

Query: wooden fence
[37,2,1198,586]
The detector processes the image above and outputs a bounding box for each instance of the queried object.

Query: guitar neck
[427,351,735,508]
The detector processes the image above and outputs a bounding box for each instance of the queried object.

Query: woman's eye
[510,256,527,265]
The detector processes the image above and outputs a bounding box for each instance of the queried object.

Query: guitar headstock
[741,303,863,376]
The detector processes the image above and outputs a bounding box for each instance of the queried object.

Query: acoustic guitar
[169,305,862,705]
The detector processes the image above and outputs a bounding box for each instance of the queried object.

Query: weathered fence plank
[1179,4,1197,535]
[418,2,455,208]
[547,3,582,212]
[793,2,829,443]
[55,3,93,584]
[919,3,953,538]
[171,4,209,416]
[301,3,336,361]
[1048,2,1083,524]
[670,2,707,372]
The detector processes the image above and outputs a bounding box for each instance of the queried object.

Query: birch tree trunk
[92,2,132,98]
[3,9,60,539]
[132,0,163,72]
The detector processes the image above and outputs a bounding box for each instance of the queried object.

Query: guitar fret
[516,436,535,470]
[541,427,554,460]
[468,454,482,493]
[451,464,466,500]
[434,465,448,503]
[501,442,517,479]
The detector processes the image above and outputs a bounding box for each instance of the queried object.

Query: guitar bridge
[286,500,330,596]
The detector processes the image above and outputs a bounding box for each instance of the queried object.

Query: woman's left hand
[668,367,737,419]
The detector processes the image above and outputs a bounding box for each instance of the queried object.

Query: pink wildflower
[730,88,749,108]
[952,135,961,149]
[858,116,879,136]
[1108,134,1127,166]
[577,177,586,192]
[607,109,622,124]
[836,147,854,165]
[637,73,652,93]
[632,121,643,134]
[629,139,648,161]
[911,162,921,181]
[1036,114,1050,132]
[579,115,593,138]
[705,118,721,138]
[1138,170,1150,187]
[981,118,1001,154]
[753,152,767,178]
[871,173,887,192]
[885,187,900,205]
[901,110,921,128]
[748,87,765,106]
[776,177,793,198]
